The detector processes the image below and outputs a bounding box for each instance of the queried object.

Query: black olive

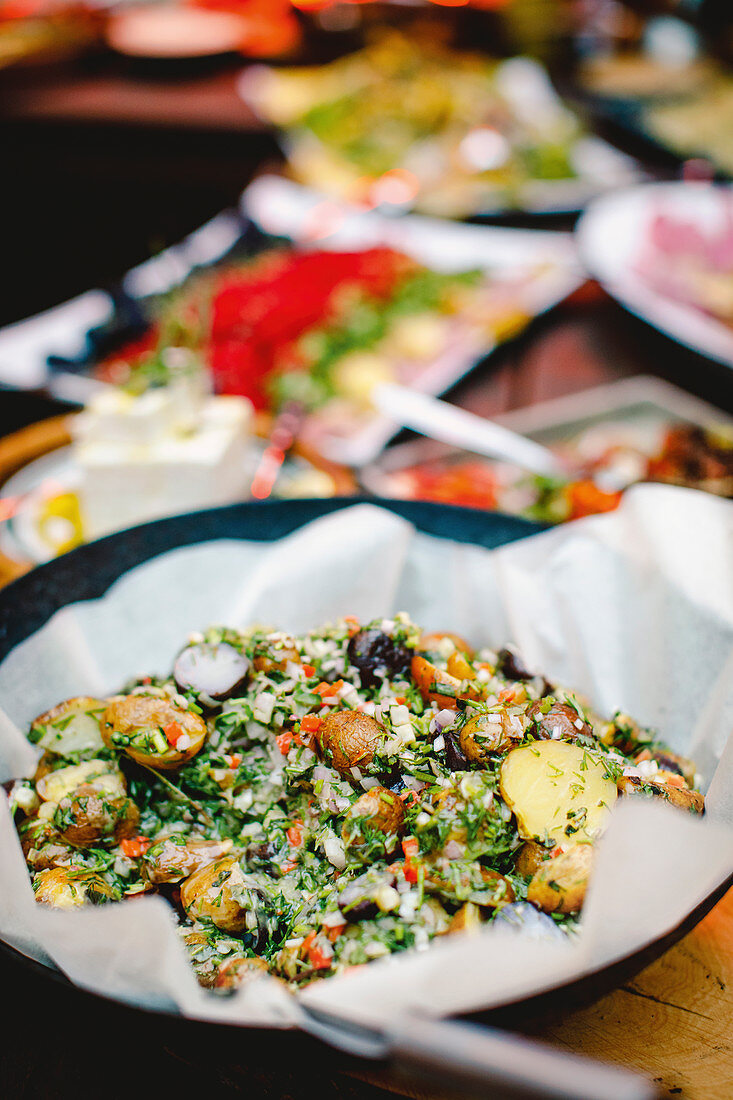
[443,728,471,772]
[347,629,411,690]
[497,646,533,681]
[337,870,396,922]
[174,642,250,707]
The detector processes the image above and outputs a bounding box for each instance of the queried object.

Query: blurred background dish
[360,375,733,522]
[239,30,644,218]
[36,176,584,467]
[577,181,733,368]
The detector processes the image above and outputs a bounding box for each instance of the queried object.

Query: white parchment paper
[1,486,733,1031]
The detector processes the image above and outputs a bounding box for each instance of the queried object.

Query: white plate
[576,181,733,368]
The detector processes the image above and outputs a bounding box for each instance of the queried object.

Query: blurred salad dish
[239,31,641,218]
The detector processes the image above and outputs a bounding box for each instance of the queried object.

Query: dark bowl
[0,496,729,1098]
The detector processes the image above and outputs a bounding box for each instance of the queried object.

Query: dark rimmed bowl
[1,496,729,1097]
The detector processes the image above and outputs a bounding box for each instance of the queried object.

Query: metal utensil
[297,1005,659,1100]
[373,383,567,477]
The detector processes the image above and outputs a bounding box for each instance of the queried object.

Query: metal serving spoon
[296,1004,659,1100]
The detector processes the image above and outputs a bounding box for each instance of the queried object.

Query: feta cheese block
[75,394,254,539]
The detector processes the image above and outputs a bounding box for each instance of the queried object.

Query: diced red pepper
[286,823,304,848]
[402,836,419,860]
[398,789,420,808]
[326,921,346,943]
[301,664,316,678]
[299,714,322,733]
[276,732,293,755]
[163,721,185,747]
[225,753,242,769]
[120,836,151,859]
[304,934,333,971]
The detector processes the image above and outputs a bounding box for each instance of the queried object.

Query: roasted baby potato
[527,700,592,742]
[30,697,107,756]
[102,695,207,770]
[252,636,300,674]
[448,901,484,935]
[54,785,139,848]
[423,857,515,908]
[347,628,411,689]
[18,818,75,871]
[35,759,126,804]
[514,840,550,878]
[180,856,255,935]
[34,866,115,909]
[634,749,697,787]
[314,710,386,776]
[214,955,269,992]
[142,836,234,885]
[459,708,526,764]
[618,774,705,814]
[527,843,594,914]
[499,741,617,846]
[341,786,405,856]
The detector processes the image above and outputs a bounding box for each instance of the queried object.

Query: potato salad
[8,615,704,992]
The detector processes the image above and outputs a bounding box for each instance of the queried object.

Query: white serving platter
[576,181,733,369]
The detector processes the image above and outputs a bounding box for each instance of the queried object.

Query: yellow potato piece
[499,740,617,847]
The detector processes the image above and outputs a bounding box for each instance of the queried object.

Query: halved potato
[35,759,125,804]
[31,697,107,756]
[102,695,207,770]
[527,843,594,914]
[33,867,115,909]
[499,741,617,847]
[180,856,253,935]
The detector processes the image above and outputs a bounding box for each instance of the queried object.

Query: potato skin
[102,695,207,770]
[33,867,115,909]
[142,836,234,885]
[253,644,300,674]
[55,784,140,848]
[314,710,386,776]
[514,840,550,878]
[527,844,594,914]
[214,956,269,991]
[423,858,515,908]
[19,818,75,871]
[342,786,405,855]
[448,901,484,935]
[180,856,251,934]
[527,701,592,742]
[459,709,525,764]
[618,774,705,814]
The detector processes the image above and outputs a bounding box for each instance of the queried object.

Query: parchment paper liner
[1,487,732,1031]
